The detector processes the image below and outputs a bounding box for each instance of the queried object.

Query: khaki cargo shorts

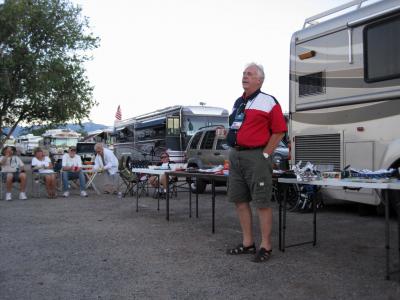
[228,148,273,208]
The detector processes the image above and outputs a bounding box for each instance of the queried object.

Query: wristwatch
[263,152,269,159]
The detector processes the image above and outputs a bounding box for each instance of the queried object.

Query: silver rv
[290,0,400,205]
[114,105,229,163]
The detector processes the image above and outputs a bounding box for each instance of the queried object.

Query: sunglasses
[160,156,168,159]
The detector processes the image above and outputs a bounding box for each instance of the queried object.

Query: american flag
[115,105,122,120]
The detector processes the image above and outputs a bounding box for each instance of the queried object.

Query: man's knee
[235,201,251,211]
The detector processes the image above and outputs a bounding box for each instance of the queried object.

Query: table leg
[313,193,317,246]
[157,175,160,211]
[166,174,169,221]
[282,183,287,252]
[136,175,139,213]
[278,183,283,251]
[88,173,101,195]
[196,189,199,218]
[188,177,192,218]
[398,198,400,283]
[385,189,390,280]
[212,179,215,234]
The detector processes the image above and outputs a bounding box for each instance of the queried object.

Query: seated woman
[0,146,27,201]
[149,152,176,196]
[31,147,57,198]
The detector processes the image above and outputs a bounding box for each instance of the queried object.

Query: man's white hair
[94,143,104,151]
[246,62,265,83]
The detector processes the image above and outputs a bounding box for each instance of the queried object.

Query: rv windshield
[184,116,228,136]
[53,138,79,147]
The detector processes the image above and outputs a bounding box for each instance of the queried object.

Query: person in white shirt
[31,147,57,198]
[148,152,176,197]
[0,146,27,201]
[61,146,87,197]
[93,143,119,194]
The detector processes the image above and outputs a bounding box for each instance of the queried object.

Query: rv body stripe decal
[292,100,400,125]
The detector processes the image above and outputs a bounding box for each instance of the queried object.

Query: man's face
[69,149,76,157]
[5,147,13,156]
[242,66,262,92]
[95,148,103,155]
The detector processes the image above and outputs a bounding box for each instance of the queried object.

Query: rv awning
[135,118,165,129]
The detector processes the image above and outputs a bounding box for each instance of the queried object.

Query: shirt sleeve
[17,157,24,168]
[270,103,287,133]
[62,154,67,167]
[93,154,101,170]
[76,155,82,168]
[103,151,113,170]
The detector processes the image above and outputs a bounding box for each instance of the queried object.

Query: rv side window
[364,15,400,83]
[167,117,180,136]
[200,131,215,150]
[189,132,202,150]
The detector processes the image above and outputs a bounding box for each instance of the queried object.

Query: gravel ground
[1,173,400,300]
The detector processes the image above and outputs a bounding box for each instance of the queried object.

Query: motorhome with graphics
[289,0,400,206]
[42,129,81,161]
[114,105,229,163]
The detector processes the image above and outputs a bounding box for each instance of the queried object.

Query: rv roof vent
[299,71,326,97]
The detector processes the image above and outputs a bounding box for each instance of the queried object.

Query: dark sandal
[252,247,272,263]
[227,243,256,255]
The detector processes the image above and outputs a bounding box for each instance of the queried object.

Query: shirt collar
[242,89,261,101]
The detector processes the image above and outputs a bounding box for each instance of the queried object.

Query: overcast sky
[73,0,353,125]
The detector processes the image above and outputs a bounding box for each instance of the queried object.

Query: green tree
[0,0,99,145]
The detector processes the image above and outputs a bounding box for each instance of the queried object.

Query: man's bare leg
[235,202,254,246]
[257,207,272,250]
[19,173,26,192]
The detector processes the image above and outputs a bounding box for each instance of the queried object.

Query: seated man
[93,143,120,195]
[61,146,87,197]
[149,152,175,196]
[31,147,57,198]
[0,146,28,201]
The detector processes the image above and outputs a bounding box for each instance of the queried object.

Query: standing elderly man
[93,143,119,195]
[226,63,287,262]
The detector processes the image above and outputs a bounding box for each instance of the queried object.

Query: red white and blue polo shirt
[227,89,287,148]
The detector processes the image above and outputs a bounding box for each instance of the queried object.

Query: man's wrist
[263,152,270,159]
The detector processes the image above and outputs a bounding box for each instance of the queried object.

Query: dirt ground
[0,171,400,299]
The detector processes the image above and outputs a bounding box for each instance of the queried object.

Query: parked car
[76,142,96,163]
[185,125,289,193]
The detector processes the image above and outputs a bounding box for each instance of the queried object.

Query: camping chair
[118,156,148,198]
[0,171,24,200]
[31,170,47,198]
[119,168,148,197]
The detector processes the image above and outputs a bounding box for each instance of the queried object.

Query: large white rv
[42,129,81,161]
[15,134,43,156]
[114,105,229,163]
[289,0,400,205]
